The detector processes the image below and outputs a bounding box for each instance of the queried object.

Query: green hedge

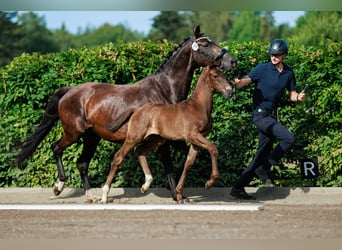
[1,39,341,189]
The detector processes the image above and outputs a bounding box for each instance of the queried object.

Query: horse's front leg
[158,142,178,200]
[175,144,199,204]
[77,133,100,203]
[77,162,97,203]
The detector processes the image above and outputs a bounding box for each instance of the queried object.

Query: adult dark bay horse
[101,64,233,204]
[16,25,237,202]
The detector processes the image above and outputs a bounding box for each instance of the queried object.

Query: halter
[190,36,227,64]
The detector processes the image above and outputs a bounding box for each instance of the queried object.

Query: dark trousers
[234,109,295,188]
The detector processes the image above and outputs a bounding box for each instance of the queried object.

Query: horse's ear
[193,25,201,38]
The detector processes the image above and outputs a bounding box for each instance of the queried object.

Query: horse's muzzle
[223,88,234,99]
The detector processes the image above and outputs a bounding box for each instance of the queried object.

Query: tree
[259,11,277,42]
[276,23,293,39]
[292,11,342,45]
[148,11,192,42]
[0,12,23,67]
[228,11,262,42]
[190,11,235,42]
[227,11,291,43]
[17,12,59,54]
[76,23,145,47]
[52,23,82,51]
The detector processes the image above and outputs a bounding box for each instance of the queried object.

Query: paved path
[0,187,342,205]
[1,187,341,240]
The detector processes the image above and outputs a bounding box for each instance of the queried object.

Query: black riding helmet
[268,39,288,55]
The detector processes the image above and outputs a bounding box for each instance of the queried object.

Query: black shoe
[255,167,273,187]
[230,187,255,200]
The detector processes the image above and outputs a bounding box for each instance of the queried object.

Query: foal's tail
[15,86,72,164]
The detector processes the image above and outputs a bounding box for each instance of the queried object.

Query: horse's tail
[15,86,72,164]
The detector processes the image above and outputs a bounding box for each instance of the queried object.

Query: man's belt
[255,108,277,116]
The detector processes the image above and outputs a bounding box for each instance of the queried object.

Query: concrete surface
[0,187,341,205]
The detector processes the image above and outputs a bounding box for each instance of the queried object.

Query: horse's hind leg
[51,140,66,196]
[51,134,79,196]
[77,131,100,203]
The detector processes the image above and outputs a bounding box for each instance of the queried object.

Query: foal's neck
[190,71,214,115]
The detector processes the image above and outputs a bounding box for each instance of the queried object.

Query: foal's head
[207,66,234,99]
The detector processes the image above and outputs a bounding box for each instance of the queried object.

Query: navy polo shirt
[248,62,297,110]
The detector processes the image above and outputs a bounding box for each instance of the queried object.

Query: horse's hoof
[52,185,62,196]
[164,179,171,190]
[85,197,99,204]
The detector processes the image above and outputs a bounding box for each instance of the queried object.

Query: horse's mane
[154,37,190,74]
[154,31,206,74]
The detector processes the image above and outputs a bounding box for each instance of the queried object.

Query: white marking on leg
[55,180,65,192]
[141,174,153,193]
[101,185,110,203]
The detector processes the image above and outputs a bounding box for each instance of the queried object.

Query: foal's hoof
[99,197,114,204]
[176,197,190,204]
[205,181,213,189]
[140,186,149,194]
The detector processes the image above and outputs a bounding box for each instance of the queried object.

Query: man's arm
[233,76,253,89]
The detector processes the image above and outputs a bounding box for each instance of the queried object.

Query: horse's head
[207,65,234,99]
[190,25,237,72]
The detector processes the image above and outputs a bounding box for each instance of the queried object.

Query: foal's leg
[101,142,135,204]
[77,131,101,203]
[175,144,199,203]
[204,140,219,188]
[137,155,153,193]
[175,134,220,203]
[189,134,219,188]
[135,136,166,193]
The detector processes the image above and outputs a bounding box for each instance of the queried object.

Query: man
[230,39,306,200]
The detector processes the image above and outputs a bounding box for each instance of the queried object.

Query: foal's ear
[193,25,203,39]
[210,60,221,68]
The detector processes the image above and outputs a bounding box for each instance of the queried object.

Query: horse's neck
[158,41,196,101]
[190,72,214,116]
